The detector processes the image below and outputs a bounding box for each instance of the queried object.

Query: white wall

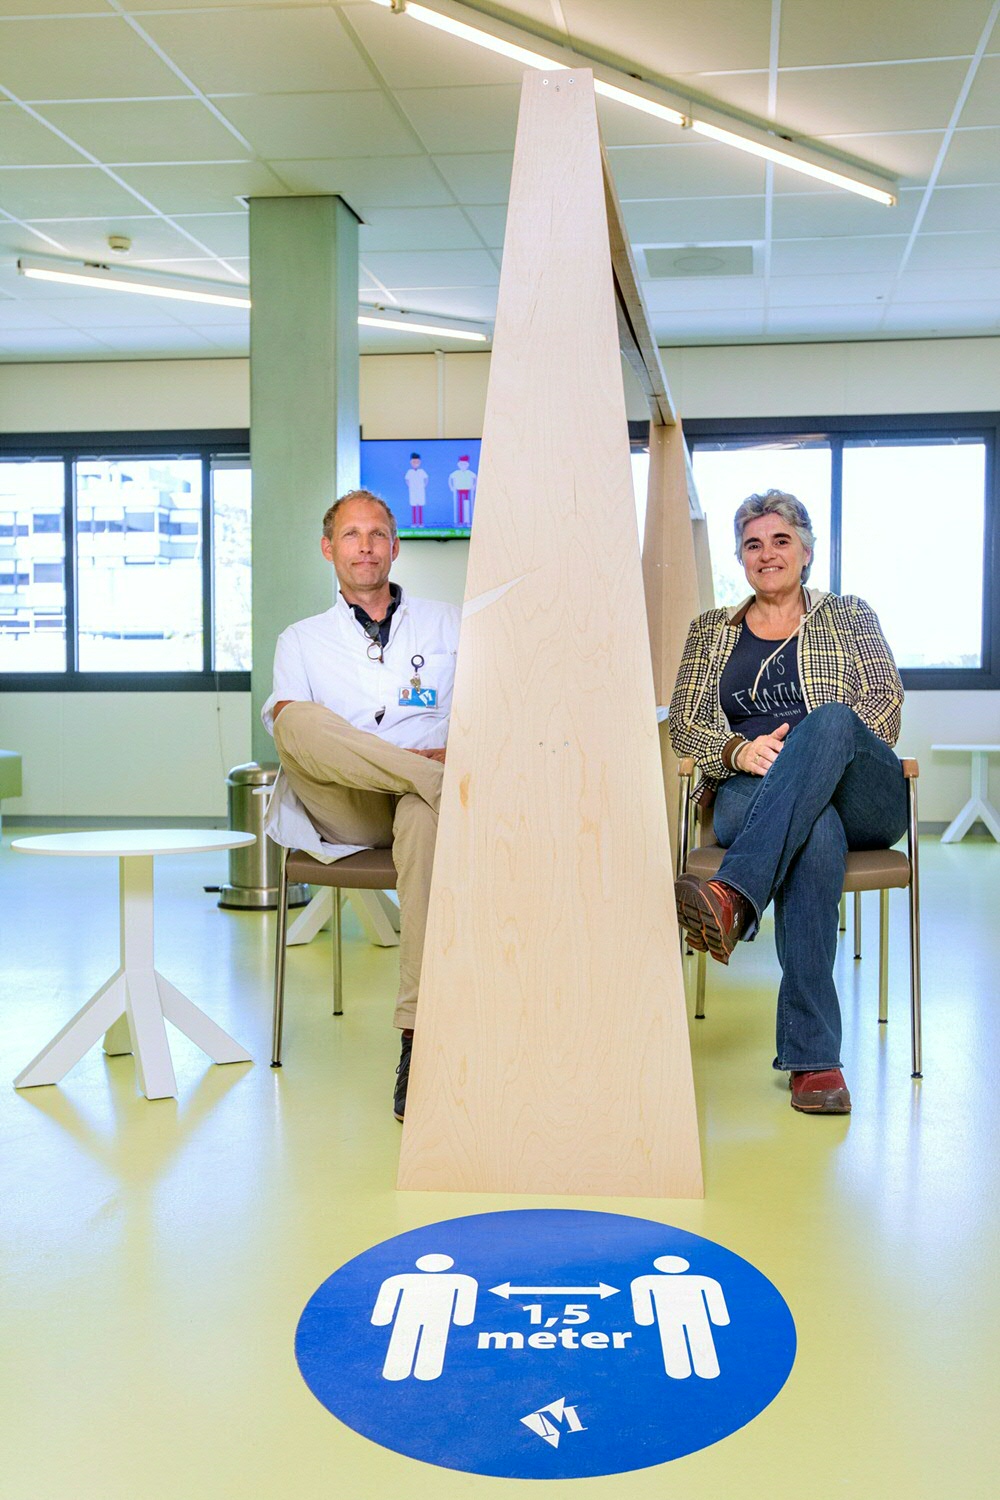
[1,339,997,822]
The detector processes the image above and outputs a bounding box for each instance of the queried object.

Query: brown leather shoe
[675,874,751,965]
[789,1068,851,1114]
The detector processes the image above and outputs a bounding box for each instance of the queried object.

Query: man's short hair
[322,489,398,543]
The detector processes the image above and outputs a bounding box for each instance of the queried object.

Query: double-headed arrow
[489,1282,619,1299]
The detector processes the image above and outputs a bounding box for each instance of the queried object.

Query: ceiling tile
[217,91,417,160]
[360,249,499,289]
[767,272,893,307]
[919,185,1000,234]
[669,70,772,118]
[141,9,374,95]
[0,166,144,219]
[960,57,1000,129]
[892,269,1000,304]
[79,325,219,354]
[651,309,769,342]
[34,100,251,166]
[0,326,109,358]
[607,142,766,199]
[394,86,520,155]
[431,153,513,205]
[814,131,944,188]
[776,60,970,135]
[360,207,484,253]
[769,236,908,275]
[113,161,288,215]
[463,204,506,248]
[21,216,201,263]
[881,301,1000,335]
[764,304,885,335]
[562,0,774,75]
[906,231,1000,273]
[0,299,67,332]
[641,277,766,312]
[361,284,499,322]
[0,18,184,100]
[28,294,190,330]
[270,156,453,208]
[778,0,991,66]
[938,129,1000,187]
[770,188,920,238]
[0,103,87,167]
[169,214,249,258]
[622,196,767,243]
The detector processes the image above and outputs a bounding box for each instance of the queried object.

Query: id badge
[398,686,437,708]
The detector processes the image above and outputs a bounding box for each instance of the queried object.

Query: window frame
[0,430,250,692]
[679,412,1000,692]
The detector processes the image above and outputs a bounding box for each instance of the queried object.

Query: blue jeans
[711,703,907,1073]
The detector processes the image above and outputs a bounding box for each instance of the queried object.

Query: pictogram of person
[371,1253,478,1381]
[405,453,429,527]
[630,1256,730,1379]
[448,455,477,527]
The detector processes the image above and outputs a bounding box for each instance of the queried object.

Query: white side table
[931,745,1000,844]
[12,829,257,1100]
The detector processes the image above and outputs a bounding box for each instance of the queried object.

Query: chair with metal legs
[271,845,398,1066]
[675,758,923,1077]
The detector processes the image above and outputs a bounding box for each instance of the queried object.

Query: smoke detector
[107,234,132,254]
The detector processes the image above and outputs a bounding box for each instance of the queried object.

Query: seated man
[262,488,461,1120]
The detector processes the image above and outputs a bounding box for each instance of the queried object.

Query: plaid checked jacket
[668,589,904,796]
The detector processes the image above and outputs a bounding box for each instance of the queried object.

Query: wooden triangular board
[398,70,702,1199]
[642,421,710,853]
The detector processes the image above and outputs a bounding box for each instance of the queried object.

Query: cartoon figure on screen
[404,453,429,527]
[448,455,477,527]
[630,1256,730,1380]
[371,1254,478,1382]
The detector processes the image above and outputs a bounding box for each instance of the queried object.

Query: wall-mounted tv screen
[360,438,481,540]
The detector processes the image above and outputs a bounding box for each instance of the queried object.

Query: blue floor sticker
[295,1208,796,1479]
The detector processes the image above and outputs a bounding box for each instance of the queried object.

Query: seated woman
[670,489,907,1115]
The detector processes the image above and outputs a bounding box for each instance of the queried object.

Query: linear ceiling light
[375,0,684,126]
[689,120,896,206]
[372,0,895,204]
[359,311,489,342]
[18,256,252,308]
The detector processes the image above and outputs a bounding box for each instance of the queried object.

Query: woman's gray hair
[733,489,816,583]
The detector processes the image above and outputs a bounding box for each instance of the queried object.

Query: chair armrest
[901,759,919,779]
[678,757,696,777]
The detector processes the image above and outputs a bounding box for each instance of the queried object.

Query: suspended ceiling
[0,0,998,361]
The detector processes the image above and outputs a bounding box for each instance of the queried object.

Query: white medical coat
[262,590,461,861]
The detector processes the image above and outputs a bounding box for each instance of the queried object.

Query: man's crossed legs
[273,702,444,1117]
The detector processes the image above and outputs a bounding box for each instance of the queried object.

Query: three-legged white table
[12,829,257,1100]
[932,744,1000,844]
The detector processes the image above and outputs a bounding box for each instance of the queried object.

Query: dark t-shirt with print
[719,621,807,742]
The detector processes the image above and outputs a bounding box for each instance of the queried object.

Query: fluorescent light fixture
[406,1,566,71]
[375,0,895,203]
[689,120,897,206]
[17,256,251,308]
[359,311,489,342]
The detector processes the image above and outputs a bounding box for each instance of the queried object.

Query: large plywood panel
[398,71,702,1199]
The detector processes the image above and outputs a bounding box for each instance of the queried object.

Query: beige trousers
[273,702,443,1030]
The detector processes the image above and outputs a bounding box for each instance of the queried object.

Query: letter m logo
[520,1397,587,1448]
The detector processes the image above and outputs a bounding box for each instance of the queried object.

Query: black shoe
[394,1032,412,1122]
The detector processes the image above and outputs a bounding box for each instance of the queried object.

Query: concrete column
[248,195,360,761]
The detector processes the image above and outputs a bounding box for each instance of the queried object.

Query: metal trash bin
[218,762,310,910]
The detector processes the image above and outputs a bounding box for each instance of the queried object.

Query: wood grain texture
[642,420,709,855]
[397,70,702,1199]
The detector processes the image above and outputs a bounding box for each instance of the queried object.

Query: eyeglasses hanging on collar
[362,620,384,663]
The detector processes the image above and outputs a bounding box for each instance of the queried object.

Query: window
[684,414,999,690]
[0,432,249,690]
[0,461,66,672]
